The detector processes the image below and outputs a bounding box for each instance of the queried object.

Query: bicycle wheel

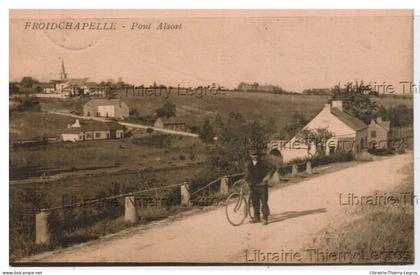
[225,193,248,226]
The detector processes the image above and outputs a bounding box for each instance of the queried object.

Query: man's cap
[248,149,261,156]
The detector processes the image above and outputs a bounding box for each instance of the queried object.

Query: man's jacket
[244,158,275,187]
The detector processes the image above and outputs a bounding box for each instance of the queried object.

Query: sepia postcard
[9,9,414,265]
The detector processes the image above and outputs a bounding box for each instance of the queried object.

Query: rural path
[24,153,412,264]
[48,111,199,138]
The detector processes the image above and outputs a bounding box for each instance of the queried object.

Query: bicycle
[225,178,255,226]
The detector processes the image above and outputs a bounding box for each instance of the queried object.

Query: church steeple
[59,58,68,81]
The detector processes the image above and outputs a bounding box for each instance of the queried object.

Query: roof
[330,108,367,131]
[39,82,55,88]
[63,120,125,134]
[64,78,88,87]
[85,82,99,89]
[156,117,185,125]
[375,119,391,131]
[84,98,128,109]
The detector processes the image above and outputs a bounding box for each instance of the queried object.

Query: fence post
[292,164,298,176]
[220,176,229,195]
[35,211,50,245]
[180,183,190,207]
[306,161,312,174]
[125,196,138,223]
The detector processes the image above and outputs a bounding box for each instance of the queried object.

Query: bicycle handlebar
[232,178,247,189]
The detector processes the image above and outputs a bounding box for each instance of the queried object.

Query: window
[370,130,376,138]
[95,132,101,138]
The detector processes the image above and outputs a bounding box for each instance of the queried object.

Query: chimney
[72,119,81,128]
[377,117,382,123]
[323,103,331,112]
[331,100,343,111]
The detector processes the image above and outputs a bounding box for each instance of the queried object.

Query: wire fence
[34,159,313,245]
[42,160,308,213]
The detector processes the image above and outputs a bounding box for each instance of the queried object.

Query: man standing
[244,150,275,225]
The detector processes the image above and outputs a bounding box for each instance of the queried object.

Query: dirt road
[24,153,412,264]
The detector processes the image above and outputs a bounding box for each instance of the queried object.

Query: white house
[83,99,129,119]
[62,119,125,142]
[368,117,391,149]
[274,100,368,163]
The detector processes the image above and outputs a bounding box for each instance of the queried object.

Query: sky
[10,10,413,92]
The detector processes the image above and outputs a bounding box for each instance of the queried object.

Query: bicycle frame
[231,179,253,217]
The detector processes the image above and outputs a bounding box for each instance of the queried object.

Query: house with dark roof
[61,119,126,142]
[276,100,368,162]
[154,117,186,131]
[368,117,391,149]
[83,99,129,119]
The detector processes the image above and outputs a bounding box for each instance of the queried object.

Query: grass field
[312,164,414,264]
[10,112,75,141]
[11,132,206,177]
[37,91,413,130]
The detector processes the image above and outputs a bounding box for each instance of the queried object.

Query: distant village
[9,59,411,164]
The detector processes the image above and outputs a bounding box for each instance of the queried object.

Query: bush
[10,97,41,112]
[289,151,354,167]
[179,155,186,161]
[368,148,393,156]
[315,151,354,165]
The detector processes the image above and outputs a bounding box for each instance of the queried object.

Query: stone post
[180,183,190,207]
[124,196,138,223]
[292,164,298,176]
[35,211,50,245]
[306,161,312,174]
[220,176,229,195]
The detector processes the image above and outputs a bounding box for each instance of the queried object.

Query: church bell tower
[59,58,68,81]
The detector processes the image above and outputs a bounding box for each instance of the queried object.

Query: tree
[155,101,176,118]
[116,77,126,89]
[9,82,20,94]
[20,76,39,88]
[331,81,378,124]
[283,112,309,139]
[11,97,41,112]
[205,113,274,176]
[199,118,215,144]
[377,104,413,127]
[296,128,333,157]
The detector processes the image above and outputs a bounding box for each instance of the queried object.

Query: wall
[368,122,389,149]
[154,118,164,128]
[98,105,115,117]
[62,133,80,142]
[355,128,368,152]
[116,130,124,138]
[93,131,110,140]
